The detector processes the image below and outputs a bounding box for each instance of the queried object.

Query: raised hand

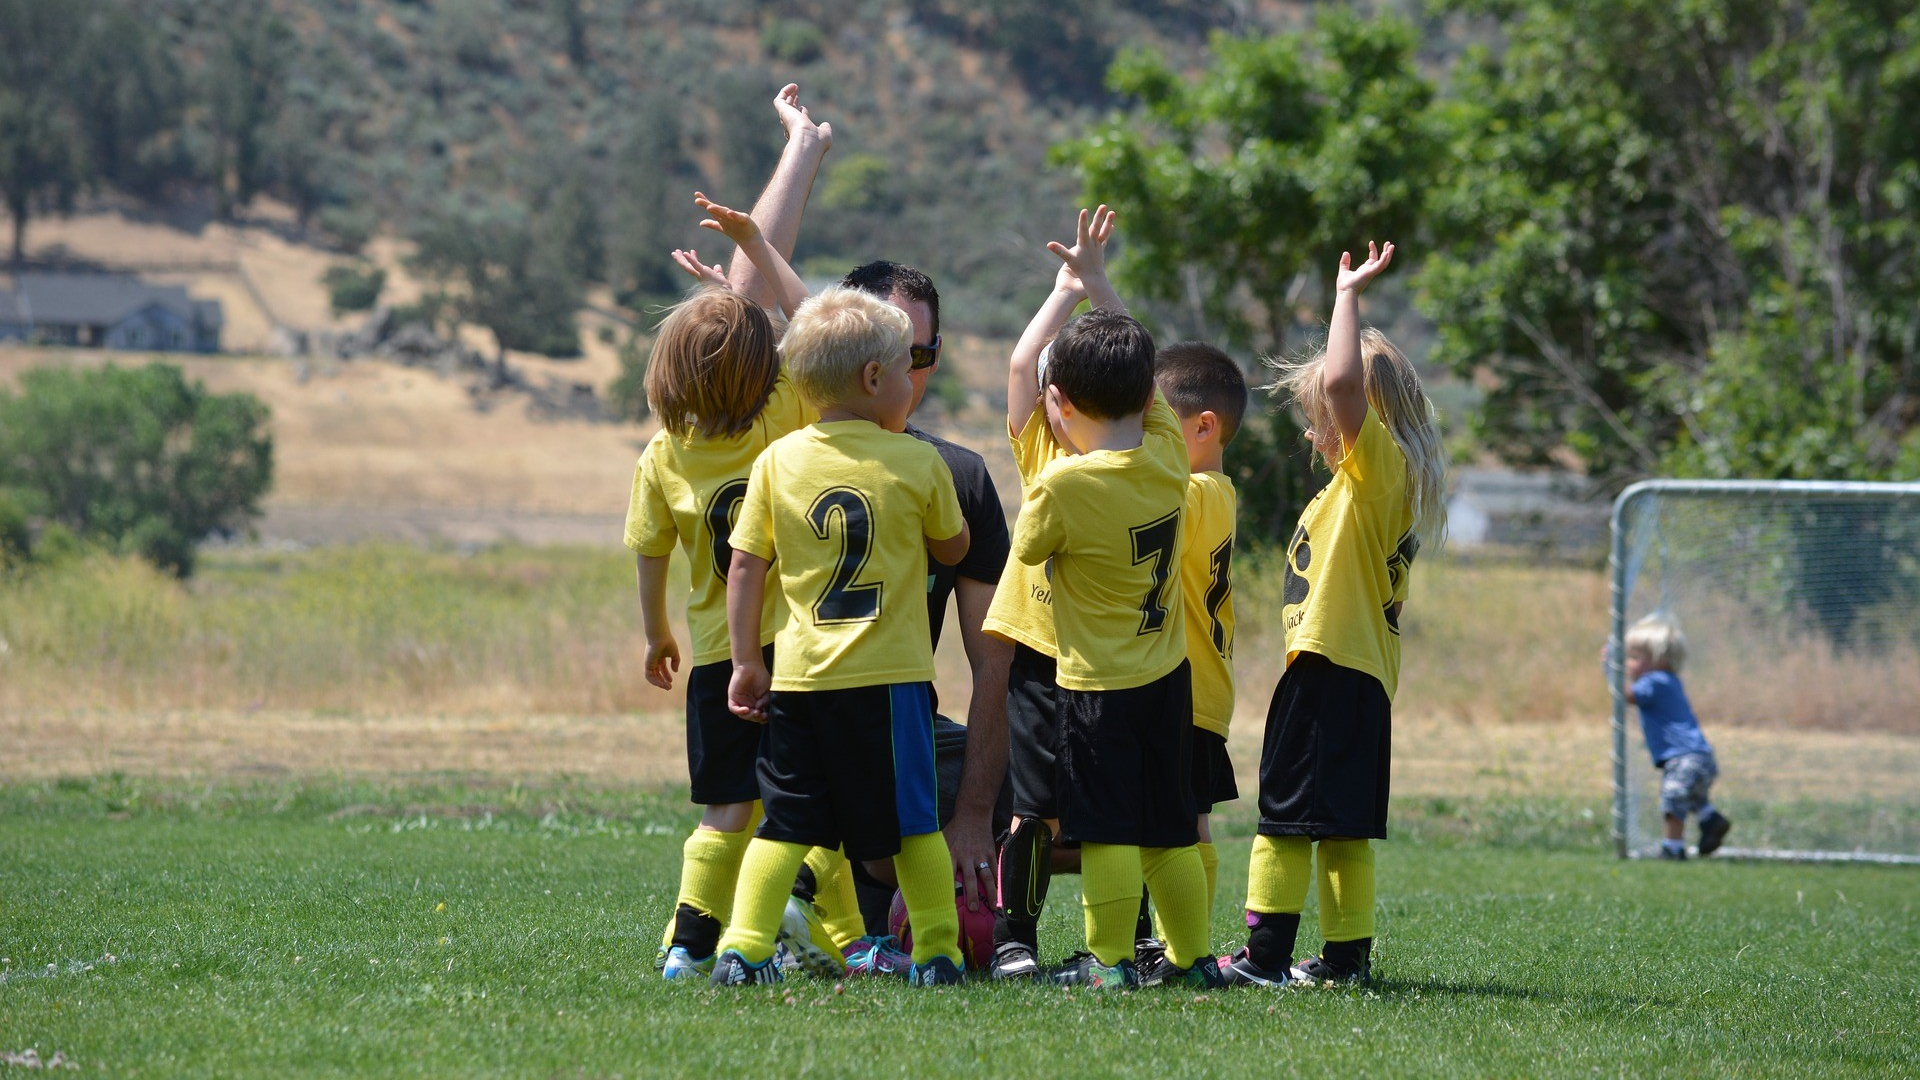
[1336,240,1396,294]
[773,82,832,151]
[1045,204,1117,297]
[670,248,730,289]
[694,191,762,249]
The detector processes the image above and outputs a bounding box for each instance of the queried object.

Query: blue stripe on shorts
[889,682,940,837]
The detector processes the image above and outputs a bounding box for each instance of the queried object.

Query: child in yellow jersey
[630,195,862,980]
[1000,206,1224,991]
[1221,242,1449,987]
[1132,341,1250,981]
[710,287,973,987]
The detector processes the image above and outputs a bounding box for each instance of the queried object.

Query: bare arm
[725,550,774,722]
[1324,241,1395,453]
[946,575,1012,911]
[726,83,832,309]
[636,553,681,690]
[1009,206,1118,437]
[695,193,808,318]
[928,521,971,567]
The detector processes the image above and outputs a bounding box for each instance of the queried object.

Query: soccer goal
[1607,479,1920,863]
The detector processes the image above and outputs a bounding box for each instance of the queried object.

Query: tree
[1420,0,1920,484]
[195,0,295,219]
[0,0,91,265]
[0,363,274,577]
[408,198,582,360]
[1052,11,1444,541]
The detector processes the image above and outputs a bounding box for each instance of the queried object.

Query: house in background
[0,273,222,353]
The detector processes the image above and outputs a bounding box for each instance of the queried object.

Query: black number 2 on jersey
[1129,510,1180,636]
[808,487,882,624]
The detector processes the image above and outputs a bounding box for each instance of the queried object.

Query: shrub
[322,262,387,314]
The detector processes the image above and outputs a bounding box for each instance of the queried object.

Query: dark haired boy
[1132,342,1250,980]
[995,207,1222,990]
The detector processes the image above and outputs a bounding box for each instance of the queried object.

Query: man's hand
[694,192,763,250]
[1336,240,1395,295]
[670,248,730,289]
[727,662,772,723]
[773,82,832,151]
[947,813,996,913]
[1046,204,1116,298]
[643,635,682,690]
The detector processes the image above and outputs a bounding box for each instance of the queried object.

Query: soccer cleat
[777,896,846,978]
[1215,947,1294,988]
[1134,937,1167,970]
[1050,952,1138,990]
[1659,845,1688,861]
[661,946,714,981]
[841,935,913,979]
[1289,952,1371,986]
[1698,812,1733,856]
[709,949,783,987]
[909,955,964,986]
[988,941,1039,981]
[1137,951,1228,989]
[652,944,668,971]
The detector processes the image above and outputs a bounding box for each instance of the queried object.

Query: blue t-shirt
[1631,670,1713,765]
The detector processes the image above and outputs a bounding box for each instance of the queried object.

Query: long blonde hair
[645,287,780,440]
[1270,327,1449,550]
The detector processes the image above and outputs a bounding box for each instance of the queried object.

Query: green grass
[3,779,1916,1078]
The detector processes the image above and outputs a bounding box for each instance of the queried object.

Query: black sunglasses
[910,335,942,370]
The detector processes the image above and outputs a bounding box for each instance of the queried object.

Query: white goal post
[1608,479,1920,863]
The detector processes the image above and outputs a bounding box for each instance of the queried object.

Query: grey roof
[8,272,214,327]
[0,290,25,324]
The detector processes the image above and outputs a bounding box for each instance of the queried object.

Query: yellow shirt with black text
[622,373,815,666]
[730,420,966,692]
[1178,471,1237,738]
[1008,396,1188,692]
[981,408,1071,657]
[1279,407,1417,699]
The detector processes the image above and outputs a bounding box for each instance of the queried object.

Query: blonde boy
[711,287,972,986]
[1624,615,1730,859]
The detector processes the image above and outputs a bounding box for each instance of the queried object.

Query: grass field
[2,778,1915,1079]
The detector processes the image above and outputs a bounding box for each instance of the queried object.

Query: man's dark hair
[1046,308,1156,420]
[841,261,939,338]
[1155,341,1250,444]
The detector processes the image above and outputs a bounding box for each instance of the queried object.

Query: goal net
[1607,480,1920,863]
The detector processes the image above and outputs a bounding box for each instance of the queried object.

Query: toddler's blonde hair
[780,287,913,408]
[1626,614,1688,673]
[1270,328,1449,549]
[645,287,779,440]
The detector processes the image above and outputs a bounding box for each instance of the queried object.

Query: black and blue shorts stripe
[755,682,941,863]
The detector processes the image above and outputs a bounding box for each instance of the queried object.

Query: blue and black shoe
[709,949,783,987]
[908,955,964,986]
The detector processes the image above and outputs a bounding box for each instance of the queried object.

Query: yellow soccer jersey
[981,409,1071,657]
[1009,396,1188,692]
[730,420,966,692]
[1178,471,1237,738]
[622,373,815,666]
[1280,407,1418,699]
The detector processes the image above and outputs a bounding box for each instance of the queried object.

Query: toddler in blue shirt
[1624,615,1731,859]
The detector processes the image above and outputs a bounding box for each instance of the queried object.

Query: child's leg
[1079,842,1143,967]
[1314,837,1375,969]
[1141,844,1210,968]
[994,816,1056,953]
[1244,833,1311,970]
[715,838,811,963]
[1147,815,1217,945]
[893,832,961,965]
[802,846,866,952]
[669,800,759,958]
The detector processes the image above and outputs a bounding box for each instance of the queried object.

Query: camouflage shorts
[1659,752,1718,818]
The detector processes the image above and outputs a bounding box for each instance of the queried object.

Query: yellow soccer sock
[1316,839,1376,942]
[1142,846,1210,968]
[804,846,867,952]
[1079,843,1144,968]
[1246,834,1312,915]
[1197,841,1219,918]
[894,832,959,965]
[714,838,809,964]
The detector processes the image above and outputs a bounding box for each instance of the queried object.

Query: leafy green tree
[0,0,92,264]
[194,0,296,219]
[409,198,582,360]
[1053,11,1443,541]
[1420,0,1920,483]
[0,364,274,577]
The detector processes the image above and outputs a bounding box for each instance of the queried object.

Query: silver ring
[975,861,991,870]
